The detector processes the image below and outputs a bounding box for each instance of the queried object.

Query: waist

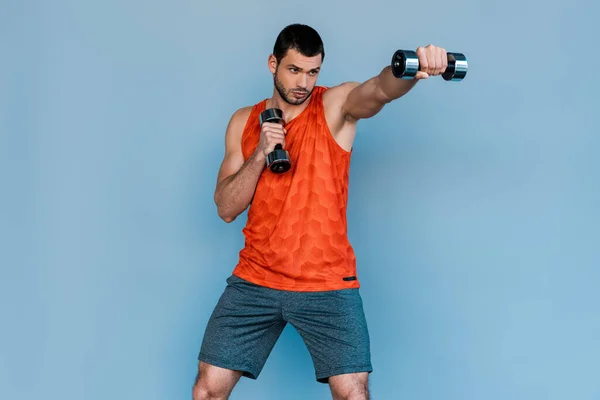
[234,235,358,291]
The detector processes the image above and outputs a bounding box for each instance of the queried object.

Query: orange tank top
[231,86,359,292]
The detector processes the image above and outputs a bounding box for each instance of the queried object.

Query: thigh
[198,275,287,380]
[284,289,373,383]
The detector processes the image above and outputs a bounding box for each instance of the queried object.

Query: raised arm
[341,45,448,121]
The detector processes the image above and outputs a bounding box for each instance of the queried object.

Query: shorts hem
[316,364,373,383]
[198,352,259,380]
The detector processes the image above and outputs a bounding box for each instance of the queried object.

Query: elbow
[221,212,236,223]
[217,208,236,223]
[216,203,237,223]
[214,195,236,223]
[221,215,236,223]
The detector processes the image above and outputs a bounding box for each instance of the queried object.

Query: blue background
[2,1,599,399]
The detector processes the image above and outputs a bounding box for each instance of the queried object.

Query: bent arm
[342,66,418,121]
[214,108,265,223]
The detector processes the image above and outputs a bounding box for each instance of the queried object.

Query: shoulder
[225,105,254,135]
[320,82,361,124]
[322,81,360,97]
[321,82,360,108]
[230,105,253,125]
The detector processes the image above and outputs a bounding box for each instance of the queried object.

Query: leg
[196,275,286,392]
[192,361,243,400]
[283,288,373,384]
[328,372,370,400]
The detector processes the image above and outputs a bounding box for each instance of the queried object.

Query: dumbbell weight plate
[267,148,292,173]
[391,50,419,80]
[260,108,284,125]
[442,52,468,81]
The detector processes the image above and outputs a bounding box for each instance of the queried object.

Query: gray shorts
[198,274,373,383]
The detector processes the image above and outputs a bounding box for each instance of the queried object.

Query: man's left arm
[341,45,448,121]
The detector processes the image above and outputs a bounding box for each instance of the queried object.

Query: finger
[267,135,285,146]
[440,48,448,75]
[433,47,443,75]
[263,126,286,137]
[428,46,438,75]
[262,122,284,131]
[266,127,285,137]
[268,137,285,150]
[265,131,285,139]
[416,46,428,75]
[436,48,444,75]
[414,71,429,80]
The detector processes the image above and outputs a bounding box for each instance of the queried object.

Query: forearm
[215,151,265,222]
[377,65,419,103]
[342,66,420,120]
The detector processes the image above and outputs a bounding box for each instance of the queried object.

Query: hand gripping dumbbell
[259,108,291,173]
[391,49,468,81]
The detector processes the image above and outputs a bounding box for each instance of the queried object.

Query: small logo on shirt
[343,276,357,281]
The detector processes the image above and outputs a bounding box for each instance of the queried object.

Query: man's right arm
[214,107,263,223]
[213,107,286,223]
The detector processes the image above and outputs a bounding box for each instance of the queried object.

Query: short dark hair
[273,24,325,63]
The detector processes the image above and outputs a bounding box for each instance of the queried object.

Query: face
[269,49,322,105]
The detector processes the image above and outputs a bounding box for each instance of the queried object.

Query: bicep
[215,109,248,188]
[342,77,389,121]
[216,150,244,189]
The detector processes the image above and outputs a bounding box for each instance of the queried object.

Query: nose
[297,73,309,89]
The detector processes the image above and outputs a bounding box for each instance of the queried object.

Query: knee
[331,382,370,400]
[343,386,369,400]
[192,362,239,400]
[192,381,228,400]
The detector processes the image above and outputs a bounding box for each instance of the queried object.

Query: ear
[268,54,277,74]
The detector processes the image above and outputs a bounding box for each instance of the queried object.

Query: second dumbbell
[391,49,468,81]
[259,108,291,174]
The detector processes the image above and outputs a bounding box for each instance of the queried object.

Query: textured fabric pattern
[232,86,359,291]
[198,274,372,383]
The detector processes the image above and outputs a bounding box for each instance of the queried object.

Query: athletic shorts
[198,274,373,383]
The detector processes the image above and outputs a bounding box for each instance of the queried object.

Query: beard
[274,70,313,105]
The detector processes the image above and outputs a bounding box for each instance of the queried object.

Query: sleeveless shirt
[231,86,359,292]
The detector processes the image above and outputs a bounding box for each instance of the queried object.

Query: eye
[289,68,298,73]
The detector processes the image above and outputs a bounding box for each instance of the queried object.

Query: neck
[266,90,312,123]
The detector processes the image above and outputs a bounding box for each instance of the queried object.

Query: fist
[415,44,448,80]
[256,121,286,160]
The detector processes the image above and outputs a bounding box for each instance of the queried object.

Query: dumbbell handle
[391,49,468,81]
[260,108,291,174]
[260,109,285,151]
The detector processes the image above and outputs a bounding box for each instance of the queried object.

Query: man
[193,24,448,400]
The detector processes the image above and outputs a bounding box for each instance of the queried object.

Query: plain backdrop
[2,0,599,399]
